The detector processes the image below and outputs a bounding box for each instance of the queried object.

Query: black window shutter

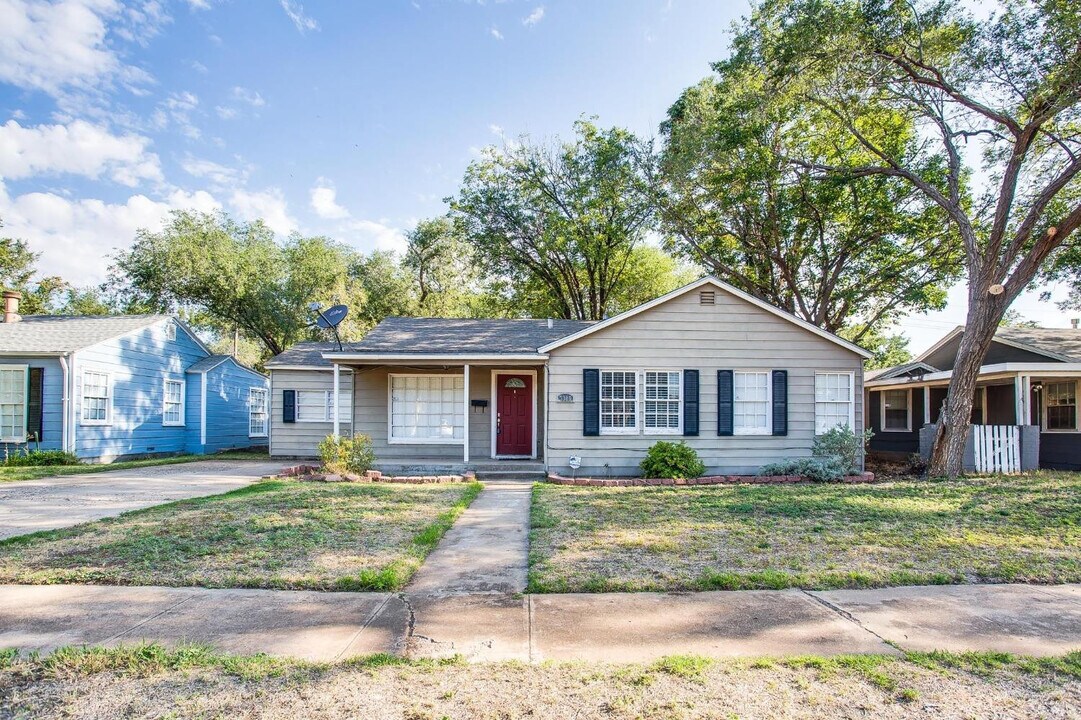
[583,369,600,437]
[717,370,733,436]
[683,369,699,436]
[27,367,44,441]
[283,389,296,424]
[772,370,788,436]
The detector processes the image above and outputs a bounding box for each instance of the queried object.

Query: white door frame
[490,368,538,459]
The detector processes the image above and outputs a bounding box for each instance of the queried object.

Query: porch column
[1017,374,1030,425]
[332,363,341,439]
[923,386,931,425]
[463,364,470,463]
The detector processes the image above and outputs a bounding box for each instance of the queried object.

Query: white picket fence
[972,425,1021,474]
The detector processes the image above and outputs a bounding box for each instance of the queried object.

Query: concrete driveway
[0,460,282,540]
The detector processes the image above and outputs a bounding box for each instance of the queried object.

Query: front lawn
[529,472,1081,592]
[0,479,482,591]
[0,450,271,484]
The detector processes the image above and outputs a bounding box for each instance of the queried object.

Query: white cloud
[346,219,407,256]
[153,90,201,139]
[231,86,265,107]
[0,119,162,186]
[489,25,503,40]
[229,187,297,236]
[309,179,350,220]
[180,154,247,188]
[0,180,220,285]
[215,105,237,120]
[279,0,318,33]
[522,6,544,26]
[0,0,156,96]
[190,60,208,74]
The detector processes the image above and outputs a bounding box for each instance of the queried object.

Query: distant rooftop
[0,314,171,354]
[343,317,596,355]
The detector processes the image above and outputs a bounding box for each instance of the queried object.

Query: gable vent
[699,290,716,306]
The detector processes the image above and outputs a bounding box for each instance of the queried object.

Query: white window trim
[0,364,28,443]
[249,387,269,438]
[162,377,186,427]
[1042,379,1078,433]
[733,369,773,436]
[295,389,352,424]
[387,373,466,445]
[880,387,912,433]
[80,369,113,426]
[642,369,683,436]
[164,322,177,341]
[814,371,856,435]
[599,369,641,436]
[490,369,539,459]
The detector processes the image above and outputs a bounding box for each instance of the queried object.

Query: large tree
[402,217,484,317]
[451,120,658,320]
[735,0,1081,476]
[656,62,962,345]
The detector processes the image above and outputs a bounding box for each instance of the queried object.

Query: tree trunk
[927,289,1008,477]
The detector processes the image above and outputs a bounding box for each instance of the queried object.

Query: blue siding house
[0,291,269,462]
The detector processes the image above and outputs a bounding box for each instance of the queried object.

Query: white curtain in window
[390,375,464,441]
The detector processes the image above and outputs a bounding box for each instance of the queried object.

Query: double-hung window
[881,389,911,432]
[815,372,854,434]
[296,390,351,423]
[600,371,638,434]
[163,379,185,426]
[389,375,464,443]
[1045,381,1077,431]
[643,370,681,434]
[0,365,27,443]
[249,387,268,437]
[81,370,111,425]
[733,371,771,435]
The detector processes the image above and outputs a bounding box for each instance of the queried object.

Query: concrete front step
[373,461,546,479]
[474,470,547,481]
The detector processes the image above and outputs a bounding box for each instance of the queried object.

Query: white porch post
[332,363,341,439]
[463,364,470,463]
[1017,374,1030,425]
[923,386,931,426]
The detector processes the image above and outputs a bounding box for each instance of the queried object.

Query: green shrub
[640,441,706,479]
[317,434,376,476]
[2,449,81,467]
[813,425,873,474]
[759,456,847,482]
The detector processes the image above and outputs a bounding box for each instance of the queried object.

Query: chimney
[547,318,554,329]
[1072,318,1079,330]
[2,291,21,323]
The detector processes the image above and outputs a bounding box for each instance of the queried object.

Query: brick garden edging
[545,471,876,487]
[276,465,475,484]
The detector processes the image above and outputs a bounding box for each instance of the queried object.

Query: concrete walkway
[1,583,1078,663]
[0,460,280,540]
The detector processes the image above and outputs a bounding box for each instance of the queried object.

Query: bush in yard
[759,456,848,482]
[640,441,706,479]
[318,434,376,476]
[2,449,81,467]
[812,426,873,475]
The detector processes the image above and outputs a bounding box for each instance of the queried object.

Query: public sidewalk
[1,582,1078,663]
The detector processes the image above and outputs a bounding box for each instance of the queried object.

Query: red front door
[496,373,533,456]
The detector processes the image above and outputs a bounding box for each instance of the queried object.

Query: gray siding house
[267,277,870,476]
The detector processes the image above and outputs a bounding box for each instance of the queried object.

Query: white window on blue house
[389,374,464,443]
[733,371,771,435]
[249,387,268,437]
[0,365,27,443]
[643,370,681,434]
[81,370,111,425]
[815,372,854,434]
[164,322,177,341]
[163,379,185,426]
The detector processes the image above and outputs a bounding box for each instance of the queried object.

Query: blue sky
[0,0,1073,352]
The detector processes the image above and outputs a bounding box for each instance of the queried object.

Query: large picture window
[643,370,681,434]
[0,365,27,443]
[249,387,268,437]
[733,371,771,435]
[815,372,854,434]
[81,370,111,425]
[389,375,464,443]
[600,370,638,434]
[296,390,351,423]
[162,379,185,426]
[881,389,911,432]
[1045,381,1077,431]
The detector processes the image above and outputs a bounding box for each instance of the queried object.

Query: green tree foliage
[402,217,483,317]
[845,328,912,370]
[656,57,962,342]
[728,0,1081,477]
[451,120,659,320]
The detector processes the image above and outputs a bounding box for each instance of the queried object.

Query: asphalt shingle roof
[995,326,1081,362]
[346,317,596,355]
[184,355,232,373]
[264,341,343,368]
[0,314,171,354]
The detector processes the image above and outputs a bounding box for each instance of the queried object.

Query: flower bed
[545,471,875,487]
[276,465,474,484]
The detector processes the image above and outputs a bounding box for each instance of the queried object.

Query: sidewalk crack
[101,592,196,645]
[800,590,897,649]
[398,592,439,645]
[333,594,392,661]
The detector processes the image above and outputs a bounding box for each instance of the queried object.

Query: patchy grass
[0,479,482,591]
[528,472,1081,592]
[1,645,1078,719]
[0,450,271,483]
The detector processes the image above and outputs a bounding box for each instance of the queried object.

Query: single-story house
[0,290,270,462]
[865,324,1081,471]
[267,276,872,476]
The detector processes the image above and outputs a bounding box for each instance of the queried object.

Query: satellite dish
[315,304,349,329]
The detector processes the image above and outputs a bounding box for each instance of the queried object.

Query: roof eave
[322,352,550,363]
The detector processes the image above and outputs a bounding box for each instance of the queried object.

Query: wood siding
[0,357,64,457]
[269,369,353,458]
[545,287,865,475]
[197,360,269,454]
